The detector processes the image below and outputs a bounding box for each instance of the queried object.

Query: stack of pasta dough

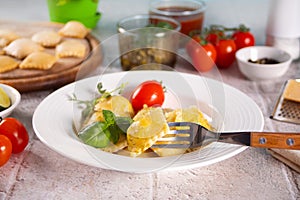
[0,21,88,73]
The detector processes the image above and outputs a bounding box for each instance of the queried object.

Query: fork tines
[152,122,195,149]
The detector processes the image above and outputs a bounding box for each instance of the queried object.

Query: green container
[47,0,101,29]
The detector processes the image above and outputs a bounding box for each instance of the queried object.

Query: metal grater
[270,79,300,124]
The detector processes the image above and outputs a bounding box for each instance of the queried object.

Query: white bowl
[0,84,21,118]
[236,46,292,81]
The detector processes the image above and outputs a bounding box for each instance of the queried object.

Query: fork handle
[251,132,300,149]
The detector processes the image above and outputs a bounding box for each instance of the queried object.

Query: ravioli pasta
[20,52,57,70]
[4,38,44,59]
[58,21,89,39]
[0,20,89,74]
[80,92,213,158]
[32,30,62,47]
[0,55,19,73]
[56,40,86,58]
[0,29,20,47]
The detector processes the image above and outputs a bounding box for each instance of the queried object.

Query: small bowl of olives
[236,46,292,81]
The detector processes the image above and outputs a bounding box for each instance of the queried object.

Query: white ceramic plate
[0,83,21,118]
[33,71,264,173]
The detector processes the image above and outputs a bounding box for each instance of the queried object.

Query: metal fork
[151,122,300,150]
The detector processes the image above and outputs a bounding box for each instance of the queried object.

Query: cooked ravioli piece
[58,21,89,39]
[0,29,20,47]
[165,106,212,130]
[152,106,212,157]
[100,134,128,153]
[19,52,57,70]
[3,38,44,59]
[0,55,19,73]
[84,95,134,127]
[80,95,134,153]
[127,106,169,157]
[32,30,62,47]
[94,95,135,119]
[56,40,86,58]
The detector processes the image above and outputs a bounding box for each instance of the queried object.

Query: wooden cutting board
[0,21,102,93]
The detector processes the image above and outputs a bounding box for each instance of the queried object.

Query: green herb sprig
[70,82,131,148]
[69,82,127,119]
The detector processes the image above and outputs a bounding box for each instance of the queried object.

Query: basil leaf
[103,110,133,143]
[115,117,133,133]
[107,124,121,144]
[78,121,110,148]
[102,110,115,126]
[78,109,133,148]
[108,117,133,144]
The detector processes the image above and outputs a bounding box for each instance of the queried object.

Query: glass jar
[149,0,206,35]
[117,14,181,71]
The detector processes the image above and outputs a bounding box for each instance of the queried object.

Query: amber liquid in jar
[152,6,204,35]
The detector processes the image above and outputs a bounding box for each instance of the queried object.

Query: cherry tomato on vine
[206,30,224,46]
[186,38,217,72]
[0,135,12,167]
[215,39,237,69]
[0,117,29,154]
[190,35,201,43]
[232,31,255,50]
[130,80,165,112]
[200,43,217,63]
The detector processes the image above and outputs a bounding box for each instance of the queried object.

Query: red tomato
[190,35,201,43]
[130,81,165,112]
[206,31,224,46]
[186,39,217,72]
[0,135,12,167]
[0,117,29,154]
[202,43,217,63]
[215,39,237,69]
[232,31,255,50]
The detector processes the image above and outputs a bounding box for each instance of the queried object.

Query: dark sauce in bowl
[248,58,280,64]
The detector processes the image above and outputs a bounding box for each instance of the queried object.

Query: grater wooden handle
[251,132,300,149]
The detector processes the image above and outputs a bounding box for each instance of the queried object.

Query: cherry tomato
[232,31,255,50]
[215,39,237,69]
[0,135,12,167]
[130,81,165,112]
[0,117,29,154]
[190,35,201,43]
[186,38,217,72]
[206,31,224,46]
[201,43,217,63]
